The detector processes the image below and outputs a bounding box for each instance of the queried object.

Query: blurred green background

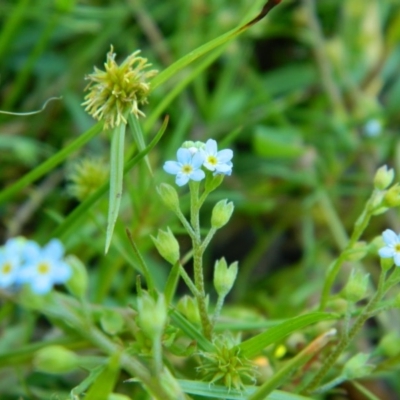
[1,0,400,398]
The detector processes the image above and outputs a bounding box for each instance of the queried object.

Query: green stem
[304,270,387,395]
[212,295,225,328]
[189,181,213,340]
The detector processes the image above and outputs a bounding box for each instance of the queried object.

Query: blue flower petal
[176,173,190,186]
[192,151,205,168]
[190,169,205,181]
[43,239,64,259]
[164,161,181,175]
[177,148,192,164]
[378,247,394,258]
[382,229,398,245]
[217,149,233,163]
[205,139,217,154]
[394,253,400,266]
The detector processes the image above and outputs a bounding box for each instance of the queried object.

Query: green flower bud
[383,184,400,207]
[378,333,400,357]
[343,269,369,303]
[151,227,180,265]
[34,345,78,374]
[157,183,180,211]
[342,353,374,379]
[343,242,368,261]
[214,258,238,298]
[380,257,394,271]
[137,293,167,338]
[211,200,234,229]
[374,165,394,190]
[100,309,125,335]
[65,255,88,299]
[176,295,201,324]
[205,174,224,193]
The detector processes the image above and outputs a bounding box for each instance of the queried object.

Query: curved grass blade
[105,123,126,253]
[237,312,337,359]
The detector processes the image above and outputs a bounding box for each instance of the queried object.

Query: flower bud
[380,257,394,271]
[137,293,167,338]
[176,295,201,324]
[65,255,88,299]
[34,345,79,374]
[100,309,125,335]
[383,184,400,207]
[343,269,369,303]
[205,174,224,193]
[151,228,180,265]
[211,200,234,229]
[343,242,368,261]
[213,258,238,298]
[374,165,394,190]
[342,353,373,379]
[157,183,180,211]
[378,333,400,357]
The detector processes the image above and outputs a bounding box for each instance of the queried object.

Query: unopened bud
[176,295,201,324]
[151,228,180,265]
[379,333,400,357]
[213,258,238,297]
[100,309,125,335]
[343,269,369,303]
[205,174,224,192]
[343,242,368,261]
[383,184,400,207]
[34,345,78,374]
[342,353,373,379]
[137,293,167,338]
[211,200,234,229]
[374,165,394,190]
[157,183,180,211]
[65,255,88,299]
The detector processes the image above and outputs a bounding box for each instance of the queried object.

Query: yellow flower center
[395,244,400,252]
[2,262,12,275]
[37,262,50,275]
[182,165,193,174]
[207,155,218,166]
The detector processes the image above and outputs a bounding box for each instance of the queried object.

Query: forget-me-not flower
[378,229,400,267]
[163,148,206,186]
[201,139,233,176]
[0,240,23,289]
[19,239,72,294]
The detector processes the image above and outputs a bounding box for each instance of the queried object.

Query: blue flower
[201,139,233,176]
[378,229,400,266]
[163,148,206,186]
[18,239,71,294]
[0,239,23,289]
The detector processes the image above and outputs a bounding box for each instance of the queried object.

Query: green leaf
[177,379,313,400]
[169,308,214,352]
[70,365,105,399]
[128,113,152,173]
[85,353,121,400]
[164,262,180,306]
[237,312,337,358]
[105,123,126,253]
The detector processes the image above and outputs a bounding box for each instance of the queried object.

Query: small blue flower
[201,139,233,176]
[378,229,400,266]
[0,239,23,289]
[18,239,71,294]
[163,148,205,186]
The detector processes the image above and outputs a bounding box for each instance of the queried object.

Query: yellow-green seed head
[68,157,109,201]
[82,45,158,129]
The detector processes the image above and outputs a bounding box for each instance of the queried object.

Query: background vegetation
[1,0,400,399]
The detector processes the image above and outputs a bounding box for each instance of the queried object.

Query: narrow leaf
[128,113,152,173]
[178,379,313,400]
[169,308,214,352]
[238,312,337,358]
[164,261,180,306]
[105,123,126,253]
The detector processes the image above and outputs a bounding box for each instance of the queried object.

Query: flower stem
[189,181,213,340]
[304,270,387,395]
